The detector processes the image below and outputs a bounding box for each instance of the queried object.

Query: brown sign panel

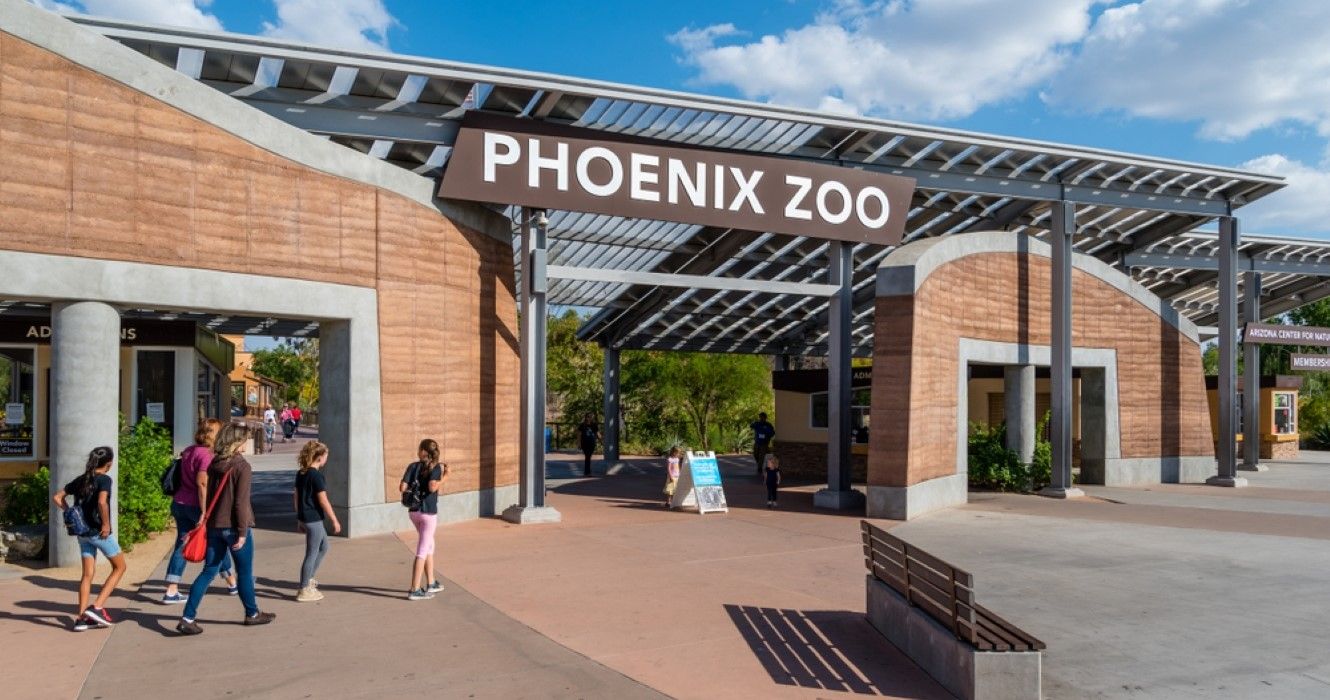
[1243,322,1330,347]
[0,317,196,346]
[1291,354,1330,371]
[438,113,916,246]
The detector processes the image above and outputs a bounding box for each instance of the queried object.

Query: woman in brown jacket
[176,422,276,635]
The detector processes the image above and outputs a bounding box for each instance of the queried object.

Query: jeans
[581,444,594,476]
[77,533,121,559]
[299,520,329,588]
[754,444,769,474]
[166,502,232,584]
[183,528,259,620]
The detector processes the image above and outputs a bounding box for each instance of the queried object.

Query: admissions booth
[11,1,1330,562]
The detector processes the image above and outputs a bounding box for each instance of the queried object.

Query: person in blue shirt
[751,412,775,476]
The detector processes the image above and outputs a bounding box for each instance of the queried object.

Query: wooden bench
[861,520,1045,698]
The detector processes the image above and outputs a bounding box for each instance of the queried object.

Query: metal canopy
[73,16,1322,356]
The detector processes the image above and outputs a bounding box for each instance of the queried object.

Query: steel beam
[1208,218,1247,487]
[1041,201,1084,499]
[547,265,840,298]
[503,208,561,523]
[1124,251,1330,277]
[602,344,621,468]
[238,96,462,144]
[814,242,865,510]
[1241,272,1266,472]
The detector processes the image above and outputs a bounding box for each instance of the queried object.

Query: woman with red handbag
[162,419,238,604]
[176,422,276,635]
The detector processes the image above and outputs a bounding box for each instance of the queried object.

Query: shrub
[967,422,1029,492]
[116,418,173,549]
[708,423,752,455]
[1,466,50,527]
[1029,411,1052,490]
[650,434,689,456]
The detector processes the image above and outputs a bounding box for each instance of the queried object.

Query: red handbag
[183,467,232,563]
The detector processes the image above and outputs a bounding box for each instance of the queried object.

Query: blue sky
[32,0,1330,238]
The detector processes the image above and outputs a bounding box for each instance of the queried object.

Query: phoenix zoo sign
[439,113,915,246]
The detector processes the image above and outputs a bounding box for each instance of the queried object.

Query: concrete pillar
[601,344,621,469]
[1003,365,1035,464]
[1041,200,1084,499]
[1208,217,1248,487]
[317,317,388,537]
[815,241,865,511]
[49,301,121,566]
[504,208,560,524]
[1240,272,1266,472]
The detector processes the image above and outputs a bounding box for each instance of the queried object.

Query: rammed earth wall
[0,28,520,504]
[869,232,1214,517]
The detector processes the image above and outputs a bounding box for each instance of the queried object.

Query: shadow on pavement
[724,604,937,697]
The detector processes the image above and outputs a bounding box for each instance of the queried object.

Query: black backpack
[160,457,183,496]
[400,463,425,510]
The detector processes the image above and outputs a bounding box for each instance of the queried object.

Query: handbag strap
[200,464,233,524]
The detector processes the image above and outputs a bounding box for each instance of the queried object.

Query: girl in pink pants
[399,438,447,600]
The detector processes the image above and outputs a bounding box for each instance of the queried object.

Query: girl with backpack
[175,422,276,635]
[52,446,127,631]
[399,438,446,600]
[162,419,238,604]
[293,440,340,602]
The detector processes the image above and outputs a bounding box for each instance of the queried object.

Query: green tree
[250,339,318,407]
[546,310,603,425]
[649,352,772,451]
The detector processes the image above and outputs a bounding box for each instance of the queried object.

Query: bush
[1029,411,1052,490]
[708,423,752,455]
[1,466,50,527]
[967,422,1029,492]
[116,418,173,549]
[649,434,689,456]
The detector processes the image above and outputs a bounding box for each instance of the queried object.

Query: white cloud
[261,0,397,52]
[35,0,225,31]
[1235,154,1330,235]
[670,0,1095,120]
[1046,0,1330,141]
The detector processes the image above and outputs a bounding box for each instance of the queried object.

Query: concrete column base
[813,488,866,511]
[1037,486,1085,499]
[1237,464,1269,473]
[1206,476,1249,487]
[502,505,562,524]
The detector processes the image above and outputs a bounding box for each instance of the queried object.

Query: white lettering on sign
[478,136,898,232]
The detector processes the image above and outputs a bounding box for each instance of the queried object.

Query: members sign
[1291,354,1330,371]
[439,113,915,246]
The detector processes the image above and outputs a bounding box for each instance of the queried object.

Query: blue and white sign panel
[670,451,728,514]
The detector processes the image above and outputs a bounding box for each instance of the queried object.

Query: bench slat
[976,603,1046,650]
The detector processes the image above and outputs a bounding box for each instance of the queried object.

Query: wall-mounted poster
[145,402,166,423]
[3,402,23,425]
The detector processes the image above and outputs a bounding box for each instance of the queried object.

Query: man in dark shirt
[751,412,776,476]
[578,413,599,477]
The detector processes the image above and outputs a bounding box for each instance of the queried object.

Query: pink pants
[408,511,437,558]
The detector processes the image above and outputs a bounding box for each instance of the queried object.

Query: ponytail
[80,446,114,496]
[298,440,329,474]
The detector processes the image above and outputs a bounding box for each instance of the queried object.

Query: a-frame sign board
[670,451,728,514]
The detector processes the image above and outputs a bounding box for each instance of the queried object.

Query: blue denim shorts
[78,534,122,559]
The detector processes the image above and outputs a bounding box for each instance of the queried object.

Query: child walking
[663,447,681,507]
[52,446,127,631]
[764,454,781,509]
[294,441,340,602]
[399,438,446,600]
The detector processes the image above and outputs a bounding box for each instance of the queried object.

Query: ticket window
[136,350,176,435]
[1273,392,1296,435]
[0,347,37,460]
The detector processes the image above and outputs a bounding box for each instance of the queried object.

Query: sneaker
[243,611,276,626]
[427,580,444,593]
[161,592,186,605]
[407,588,433,601]
[84,607,114,627]
[310,578,319,589]
[176,619,202,636]
[73,615,91,632]
[227,583,239,596]
[296,586,324,602]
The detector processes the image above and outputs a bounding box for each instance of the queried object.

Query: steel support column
[1240,272,1267,472]
[1041,200,1084,499]
[503,208,561,523]
[602,344,621,470]
[1209,217,1248,487]
[815,242,865,510]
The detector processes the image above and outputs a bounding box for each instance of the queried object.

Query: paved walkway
[11,445,1330,698]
